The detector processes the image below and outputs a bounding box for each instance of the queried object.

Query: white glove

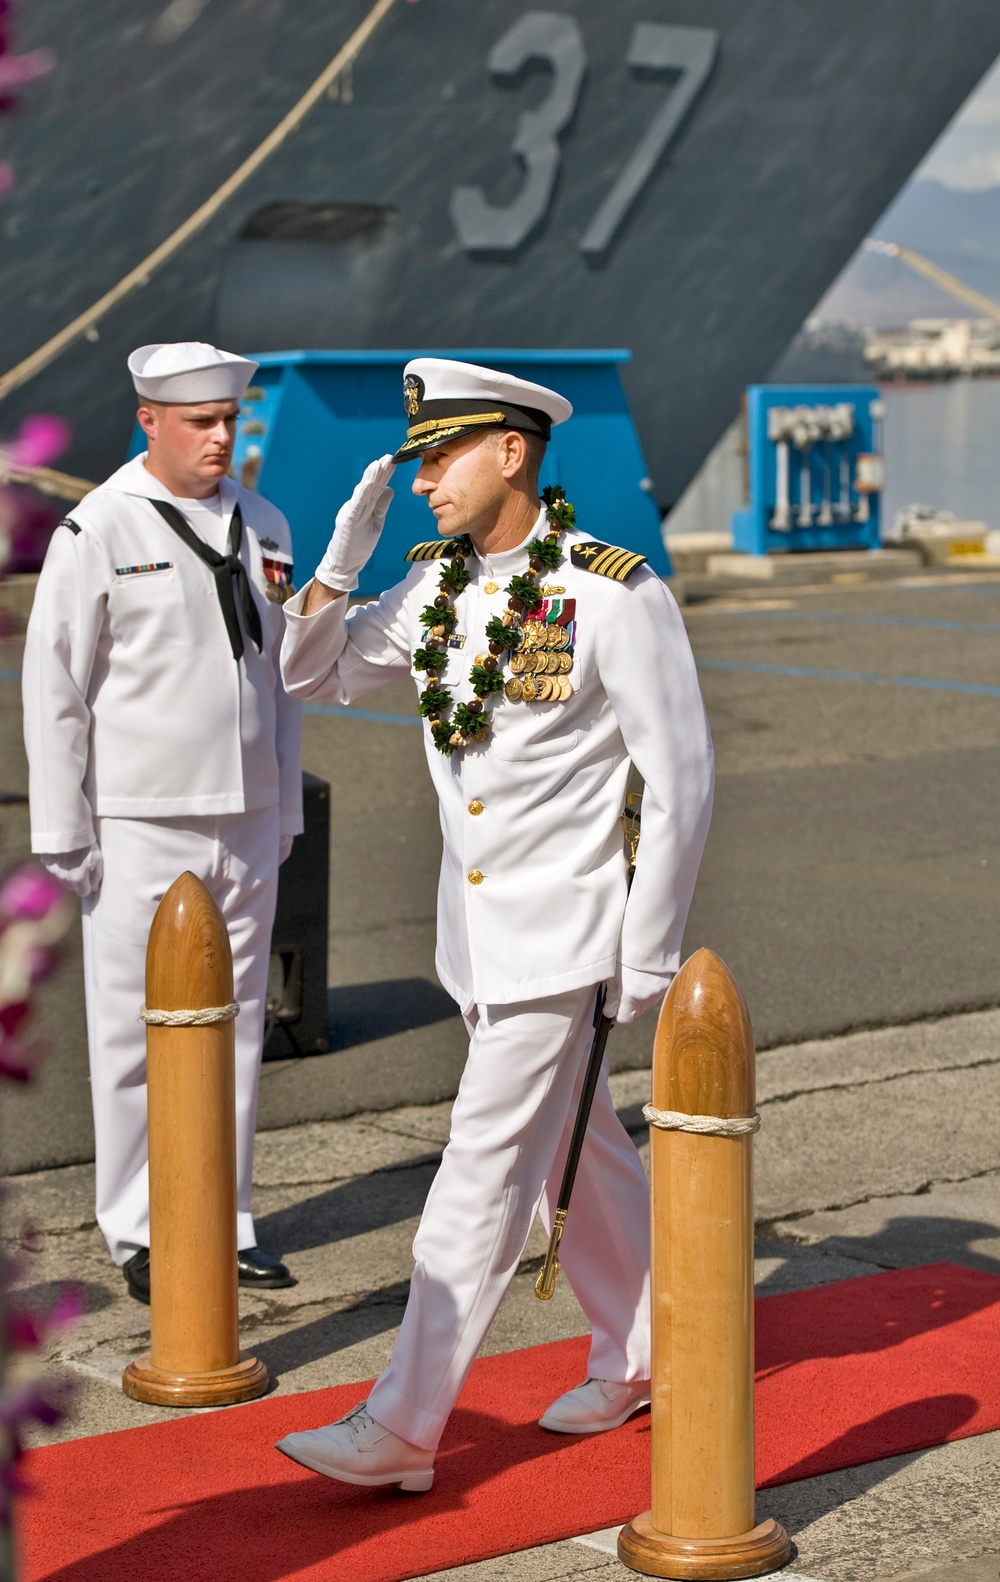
[316,455,396,592]
[39,845,103,899]
[278,832,295,865]
[605,965,674,1026]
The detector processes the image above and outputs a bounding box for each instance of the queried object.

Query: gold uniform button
[468,800,484,816]
[484,581,499,594]
[468,869,484,885]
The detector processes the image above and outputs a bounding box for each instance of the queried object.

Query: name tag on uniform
[115,562,173,577]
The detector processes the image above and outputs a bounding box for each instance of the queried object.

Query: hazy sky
[917,55,1000,190]
[816,56,1000,323]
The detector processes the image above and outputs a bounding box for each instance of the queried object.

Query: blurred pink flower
[10,415,70,470]
[0,867,74,1071]
[0,47,52,91]
[7,1285,84,1351]
[0,1380,66,1432]
[0,865,66,924]
[0,1000,28,1036]
[0,1029,44,1084]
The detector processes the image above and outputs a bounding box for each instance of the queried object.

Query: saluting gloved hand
[39,845,103,899]
[605,965,674,1026]
[316,454,396,593]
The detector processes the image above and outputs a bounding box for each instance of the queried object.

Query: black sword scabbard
[535,797,641,1301]
[535,986,614,1299]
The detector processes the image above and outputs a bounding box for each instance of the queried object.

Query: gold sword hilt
[534,1208,568,1300]
[623,791,641,870]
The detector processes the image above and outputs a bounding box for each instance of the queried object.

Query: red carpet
[21,1262,1000,1582]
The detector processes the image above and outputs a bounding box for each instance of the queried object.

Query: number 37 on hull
[449,13,719,260]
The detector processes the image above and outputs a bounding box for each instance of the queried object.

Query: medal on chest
[261,550,295,604]
[504,600,576,703]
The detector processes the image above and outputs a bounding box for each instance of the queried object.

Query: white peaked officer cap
[127,341,259,403]
[393,357,573,462]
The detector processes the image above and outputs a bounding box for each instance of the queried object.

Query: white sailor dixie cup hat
[392,357,573,463]
[127,341,259,403]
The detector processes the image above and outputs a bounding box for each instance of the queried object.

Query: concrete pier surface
[5,561,1000,1578]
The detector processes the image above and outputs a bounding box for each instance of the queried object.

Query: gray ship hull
[3,1,999,509]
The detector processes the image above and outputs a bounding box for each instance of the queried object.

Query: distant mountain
[817,178,1000,326]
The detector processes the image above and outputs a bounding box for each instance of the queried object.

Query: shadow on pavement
[249,1280,411,1377]
[757,1215,1000,1295]
[765,1400,977,1542]
[766,1394,979,1496]
[326,978,459,1052]
[254,1160,440,1255]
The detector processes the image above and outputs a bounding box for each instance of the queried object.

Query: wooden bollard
[122,872,269,1407]
[619,949,791,1580]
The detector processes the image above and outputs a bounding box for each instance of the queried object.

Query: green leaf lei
[416,485,575,756]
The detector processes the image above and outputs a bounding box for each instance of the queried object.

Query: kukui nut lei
[414,485,576,756]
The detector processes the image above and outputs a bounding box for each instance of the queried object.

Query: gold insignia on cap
[570,541,648,582]
[403,373,423,418]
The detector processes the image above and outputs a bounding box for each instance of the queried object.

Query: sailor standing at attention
[276,359,714,1490]
[22,342,303,1301]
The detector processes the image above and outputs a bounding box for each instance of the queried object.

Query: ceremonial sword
[535,793,642,1301]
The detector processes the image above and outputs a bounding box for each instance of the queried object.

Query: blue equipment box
[731,384,885,556]
[130,350,670,593]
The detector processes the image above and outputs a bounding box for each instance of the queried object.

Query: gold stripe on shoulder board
[571,541,647,582]
[589,546,635,580]
[405,538,464,562]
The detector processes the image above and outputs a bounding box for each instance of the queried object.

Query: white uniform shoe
[539,1377,651,1434]
[276,1403,435,1492]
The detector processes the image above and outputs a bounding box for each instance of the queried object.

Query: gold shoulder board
[571,541,647,582]
[405,538,463,563]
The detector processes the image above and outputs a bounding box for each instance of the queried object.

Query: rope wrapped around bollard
[619,948,790,1581]
[122,872,268,1408]
[140,1002,239,1026]
[643,1105,760,1137]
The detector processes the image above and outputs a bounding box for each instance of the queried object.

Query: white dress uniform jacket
[24,454,303,851]
[281,509,713,1010]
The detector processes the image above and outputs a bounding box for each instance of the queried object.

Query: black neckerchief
[148,497,263,662]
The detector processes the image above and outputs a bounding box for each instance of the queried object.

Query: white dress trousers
[80,806,280,1264]
[367,986,651,1451]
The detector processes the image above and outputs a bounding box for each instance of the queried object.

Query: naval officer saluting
[276,358,714,1489]
[23,341,303,1300]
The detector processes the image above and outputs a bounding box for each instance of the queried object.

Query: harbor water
[883,377,1000,531]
